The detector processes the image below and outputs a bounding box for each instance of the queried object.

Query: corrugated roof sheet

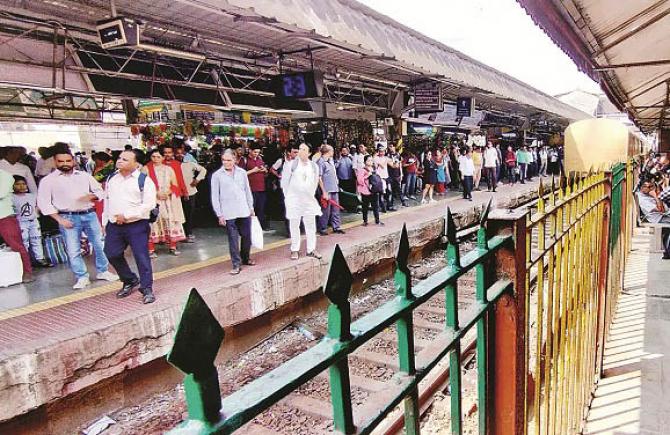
[216,0,589,121]
[517,0,670,132]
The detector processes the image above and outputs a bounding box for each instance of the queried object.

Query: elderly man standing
[281,143,322,260]
[211,149,256,275]
[103,150,157,304]
[37,150,118,289]
[317,144,345,236]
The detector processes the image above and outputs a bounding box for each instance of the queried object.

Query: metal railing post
[324,245,356,434]
[595,171,613,379]
[394,225,420,435]
[487,207,529,435]
[167,289,225,433]
[444,209,463,435]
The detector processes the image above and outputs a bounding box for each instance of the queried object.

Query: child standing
[12,176,52,268]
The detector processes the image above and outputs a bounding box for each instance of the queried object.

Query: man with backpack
[103,150,157,304]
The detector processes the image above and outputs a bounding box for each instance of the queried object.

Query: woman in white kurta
[281,143,322,260]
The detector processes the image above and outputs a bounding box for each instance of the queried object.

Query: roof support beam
[593,6,670,57]
[597,0,670,40]
[594,58,670,71]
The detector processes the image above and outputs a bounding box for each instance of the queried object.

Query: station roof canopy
[517,0,670,132]
[0,0,589,123]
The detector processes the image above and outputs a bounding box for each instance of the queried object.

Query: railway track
[89,193,552,434]
[237,244,481,435]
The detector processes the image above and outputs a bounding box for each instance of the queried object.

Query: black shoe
[141,288,155,304]
[363,222,368,226]
[318,230,328,236]
[116,279,139,298]
[333,229,345,234]
[662,255,670,260]
[35,260,54,268]
[387,207,397,212]
[376,221,384,226]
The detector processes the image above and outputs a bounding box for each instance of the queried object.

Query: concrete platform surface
[0,181,541,424]
[584,230,670,434]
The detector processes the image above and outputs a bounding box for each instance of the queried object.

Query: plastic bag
[250,216,264,250]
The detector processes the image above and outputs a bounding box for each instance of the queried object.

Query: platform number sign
[273,71,324,99]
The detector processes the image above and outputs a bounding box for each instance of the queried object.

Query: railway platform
[0,180,542,433]
[584,229,670,434]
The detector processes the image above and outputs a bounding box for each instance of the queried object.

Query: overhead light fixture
[137,43,206,62]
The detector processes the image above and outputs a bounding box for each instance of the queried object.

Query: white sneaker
[97,271,119,282]
[421,199,428,205]
[430,199,438,204]
[73,277,90,289]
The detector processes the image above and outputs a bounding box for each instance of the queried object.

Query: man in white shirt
[539,146,548,177]
[483,142,499,192]
[352,143,368,171]
[458,148,475,201]
[0,146,37,194]
[103,150,157,303]
[175,147,207,243]
[373,144,394,212]
[37,150,118,289]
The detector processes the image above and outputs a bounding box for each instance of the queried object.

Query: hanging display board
[456,97,474,118]
[413,81,442,113]
[272,71,324,99]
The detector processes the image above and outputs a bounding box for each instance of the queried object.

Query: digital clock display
[272,71,323,99]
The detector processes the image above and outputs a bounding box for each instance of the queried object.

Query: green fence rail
[166,202,515,434]
[165,162,638,435]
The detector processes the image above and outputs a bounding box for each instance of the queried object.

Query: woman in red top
[504,146,517,184]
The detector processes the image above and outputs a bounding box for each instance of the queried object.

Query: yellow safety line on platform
[0,195,467,321]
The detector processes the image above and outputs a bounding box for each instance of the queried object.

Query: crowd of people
[0,139,564,301]
[636,152,670,259]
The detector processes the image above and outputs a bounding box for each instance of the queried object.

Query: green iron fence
[165,163,638,435]
[166,202,519,434]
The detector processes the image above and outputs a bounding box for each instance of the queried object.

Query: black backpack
[368,171,384,194]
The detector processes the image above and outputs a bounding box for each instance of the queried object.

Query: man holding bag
[211,149,256,275]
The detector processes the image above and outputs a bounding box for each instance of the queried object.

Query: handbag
[43,232,68,264]
[250,216,264,250]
